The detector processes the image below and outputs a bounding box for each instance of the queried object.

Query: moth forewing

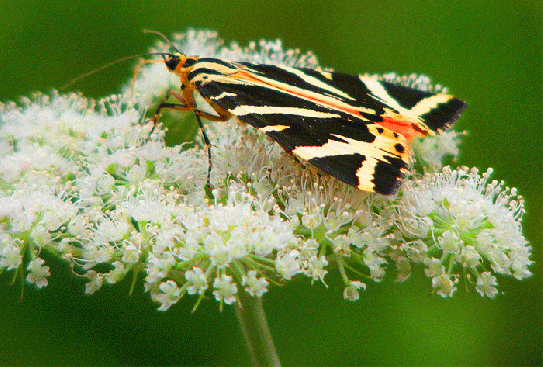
[154,53,466,195]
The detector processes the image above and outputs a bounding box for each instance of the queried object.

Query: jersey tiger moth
[145,50,466,195]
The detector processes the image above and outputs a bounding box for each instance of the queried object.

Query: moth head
[163,53,191,73]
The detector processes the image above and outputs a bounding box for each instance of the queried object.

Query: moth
[147,50,466,195]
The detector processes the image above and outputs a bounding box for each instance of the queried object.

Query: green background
[0,0,541,365]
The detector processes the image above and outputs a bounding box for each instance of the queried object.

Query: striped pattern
[163,54,466,195]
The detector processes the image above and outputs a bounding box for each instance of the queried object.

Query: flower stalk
[235,290,280,367]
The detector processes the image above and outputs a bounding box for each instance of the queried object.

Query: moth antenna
[143,29,183,54]
[59,53,169,91]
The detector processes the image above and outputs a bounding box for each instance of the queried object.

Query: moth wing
[195,84,406,194]
[190,61,465,194]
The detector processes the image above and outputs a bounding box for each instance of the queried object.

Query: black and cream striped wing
[188,59,466,194]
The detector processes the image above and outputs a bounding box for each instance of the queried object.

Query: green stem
[235,291,280,367]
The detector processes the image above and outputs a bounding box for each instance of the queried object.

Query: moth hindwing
[151,53,466,195]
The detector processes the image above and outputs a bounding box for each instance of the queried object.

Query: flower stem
[235,291,280,367]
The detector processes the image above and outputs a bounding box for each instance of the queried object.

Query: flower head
[0,30,532,311]
[393,167,532,296]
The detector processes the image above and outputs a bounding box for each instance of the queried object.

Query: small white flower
[399,240,428,264]
[276,250,302,280]
[67,215,92,238]
[363,247,387,281]
[331,234,352,256]
[343,281,366,301]
[106,261,127,284]
[145,251,176,284]
[213,274,238,304]
[94,214,130,243]
[394,255,412,283]
[186,267,208,295]
[204,233,232,268]
[121,243,141,264]
[511,256,532,280]
[301,213,321,229]
[175,235,200,261]
[476,272,498,298]
[242,270,269,297]
[432,274,457,297]
[425,258,445,277]
[0,237,23,270]
[93,244,115,264]
[306,256,328,282]
[84,271,104,294]
[155,280,181,311]
[439,231,462,254]
[459,245,481,268]
[26,258,50,288]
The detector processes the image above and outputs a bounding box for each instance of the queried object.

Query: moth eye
[164,56,180,71]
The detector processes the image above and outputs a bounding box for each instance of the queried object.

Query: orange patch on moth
[376,117,427,141]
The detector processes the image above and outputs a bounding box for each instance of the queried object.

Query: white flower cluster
[393,167,532,297]
[0,29,532,310]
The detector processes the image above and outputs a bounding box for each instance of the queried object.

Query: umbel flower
[0,29,532,315]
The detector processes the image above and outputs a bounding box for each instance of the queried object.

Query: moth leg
[153,90,229,122]
[194,110,230,122]
[150,90,218,188]
[151,90,193,125]
[167,89,231,122]
[194,112,212,187]
[162,90,230,187]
